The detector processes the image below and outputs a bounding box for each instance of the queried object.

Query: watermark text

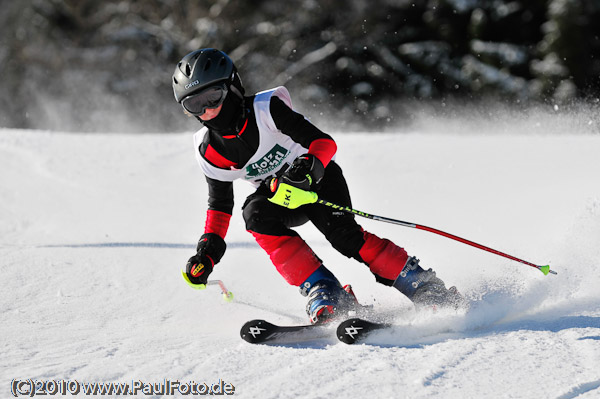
[10,378,235,396]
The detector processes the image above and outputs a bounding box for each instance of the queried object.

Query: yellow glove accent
[268,182,318,209]
[181,269,207,290]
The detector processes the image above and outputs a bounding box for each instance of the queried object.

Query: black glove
[278,154,325,191]
[184,233,227,286]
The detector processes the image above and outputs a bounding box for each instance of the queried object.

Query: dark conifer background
[1,0,598,132]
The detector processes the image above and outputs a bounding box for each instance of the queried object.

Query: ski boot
[300,265,360,324]
[393,257,465,310]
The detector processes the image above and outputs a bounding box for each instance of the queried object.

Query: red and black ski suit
[199,93,409,287]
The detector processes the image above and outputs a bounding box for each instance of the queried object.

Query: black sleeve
[206,176,234,214]
[269,96,333,148]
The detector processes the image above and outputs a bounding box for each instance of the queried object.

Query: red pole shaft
[317,198,554,274]
[415,224,541,269]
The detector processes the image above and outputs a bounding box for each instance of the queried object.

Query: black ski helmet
[172,48,244,103]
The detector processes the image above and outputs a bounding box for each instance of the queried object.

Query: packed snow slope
[2,115,600,399]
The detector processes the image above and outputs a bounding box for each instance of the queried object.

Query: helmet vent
[173,77,178,84]
[185,64,192,76]
[203,59,212,71]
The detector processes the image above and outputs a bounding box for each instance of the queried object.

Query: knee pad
[250,232,321,286]
[359,231,409,283]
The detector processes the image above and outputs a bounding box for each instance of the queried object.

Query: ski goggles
[181,84,228,115]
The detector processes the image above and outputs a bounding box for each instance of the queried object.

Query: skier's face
[198,104,223,121]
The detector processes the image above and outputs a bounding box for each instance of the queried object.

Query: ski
[336,318,391,344]
[240,319,331,344]
[240,316,392,345]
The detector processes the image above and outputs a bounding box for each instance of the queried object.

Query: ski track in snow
[1,124,600,399]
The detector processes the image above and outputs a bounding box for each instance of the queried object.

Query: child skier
[174,48,462,324]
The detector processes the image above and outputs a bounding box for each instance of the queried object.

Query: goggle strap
[229,84,243,100]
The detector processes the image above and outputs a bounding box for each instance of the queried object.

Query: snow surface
[2,115,600,398]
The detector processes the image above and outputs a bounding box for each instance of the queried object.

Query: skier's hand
[182,233,226,288]
[185,253,214,287]
[279,154,325,191]
[268,154,323,209]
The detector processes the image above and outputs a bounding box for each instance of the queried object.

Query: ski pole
[181,271,235,302]
[269,182,557,276]
[207,280,234,302]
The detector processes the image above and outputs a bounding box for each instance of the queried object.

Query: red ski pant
[243,162,409,286]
